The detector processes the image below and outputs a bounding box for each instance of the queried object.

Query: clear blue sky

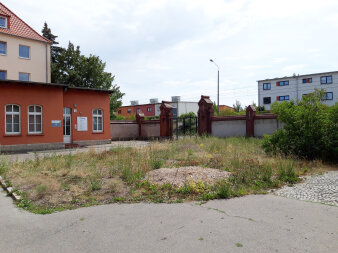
[4,0,338,106]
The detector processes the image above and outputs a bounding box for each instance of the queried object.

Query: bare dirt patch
[146,166,231,188]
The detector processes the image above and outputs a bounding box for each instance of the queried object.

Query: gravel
[274,171,338,206]
[146,166,231,188]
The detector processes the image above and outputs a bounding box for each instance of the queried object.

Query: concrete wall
[141,123,160,138]
[258,71,338,110]
[0,34,50,82]
[110,121,139,140]
[254,118,283,137]
[211,120,246,137]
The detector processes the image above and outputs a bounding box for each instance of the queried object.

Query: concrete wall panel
[110,122,139,139]
[141,123,160,137]
[211,120,246,137]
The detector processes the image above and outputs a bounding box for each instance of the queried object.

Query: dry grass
[0,136,335,213]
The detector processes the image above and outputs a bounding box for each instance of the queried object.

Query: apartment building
[0,3,51,82]
[258,71,338,110]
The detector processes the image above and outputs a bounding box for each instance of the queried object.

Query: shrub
[263,89,338,162]
[150,159,163,170]
[90,179,101,191]
[112,115,126,120]
[216,180,231,199]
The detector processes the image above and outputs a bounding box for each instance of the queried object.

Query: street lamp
[210,59,219,115]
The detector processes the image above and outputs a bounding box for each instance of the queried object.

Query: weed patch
[0,136,331,213]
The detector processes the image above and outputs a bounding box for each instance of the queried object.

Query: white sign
[77,117,88,131]
[51,120,61,127]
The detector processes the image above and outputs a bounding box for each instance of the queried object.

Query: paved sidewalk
[0,187,337,253]
[1,141,149,162]
[274,171,338,206]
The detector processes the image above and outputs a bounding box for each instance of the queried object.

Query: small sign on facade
[51,120,61,127]
[77,117,88,131]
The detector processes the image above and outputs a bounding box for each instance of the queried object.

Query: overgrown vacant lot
[0,137,335,214]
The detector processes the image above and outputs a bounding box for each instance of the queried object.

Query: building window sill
[4,134,22,137]
[18,57,30,60]
[27,133,44,136]
[92,131,104,134]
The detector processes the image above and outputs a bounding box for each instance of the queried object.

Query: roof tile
[0,3,51,43]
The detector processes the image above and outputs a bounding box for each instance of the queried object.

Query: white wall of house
[177,102,199,116]
[0,34,51,83]
[258,71,338,110]
[154,102,199,117]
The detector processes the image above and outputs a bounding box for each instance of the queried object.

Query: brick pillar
[246,105,256,137]
[160,101,173,137]
[136,112,145,137]
[198,95,214,135]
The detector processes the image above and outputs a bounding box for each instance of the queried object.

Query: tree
[41,22,64,65]
[42,25,124,118]
[233,100,243,112]
[178,112,197,134]
[41,22,58,44]
[262,89,338,161]
[213,102,217,116]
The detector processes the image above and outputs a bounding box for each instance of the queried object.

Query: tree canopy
[42,23,124,117]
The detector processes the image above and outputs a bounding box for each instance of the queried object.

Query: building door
[63,107,72,143]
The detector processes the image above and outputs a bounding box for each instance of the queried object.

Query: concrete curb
[0,176,21,201]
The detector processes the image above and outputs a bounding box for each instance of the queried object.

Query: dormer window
[0,16,7,28]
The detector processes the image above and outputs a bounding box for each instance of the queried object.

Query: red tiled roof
[0,3,51,43]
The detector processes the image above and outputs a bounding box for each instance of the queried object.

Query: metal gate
[171,115,198,139]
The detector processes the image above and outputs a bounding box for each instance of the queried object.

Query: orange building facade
[0,80,111,152]
[219,105,234,111]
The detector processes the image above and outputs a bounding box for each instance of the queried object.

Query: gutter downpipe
[45,43,48,83]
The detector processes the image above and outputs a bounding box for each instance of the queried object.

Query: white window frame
[0,41,6,55]
[5,104,21,135]
[0,16,7,29]
[28,105,43,134]
[19,45,30,59]
[147,107,152,112]
[93,109,103,132]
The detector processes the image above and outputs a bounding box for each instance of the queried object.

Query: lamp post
[210,59,219,115]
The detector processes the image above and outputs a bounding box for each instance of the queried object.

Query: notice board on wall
[77,117,88,131]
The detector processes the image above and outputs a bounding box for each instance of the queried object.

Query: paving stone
[274,171,338,206]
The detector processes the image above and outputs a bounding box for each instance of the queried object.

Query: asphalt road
[0,188,337,253]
